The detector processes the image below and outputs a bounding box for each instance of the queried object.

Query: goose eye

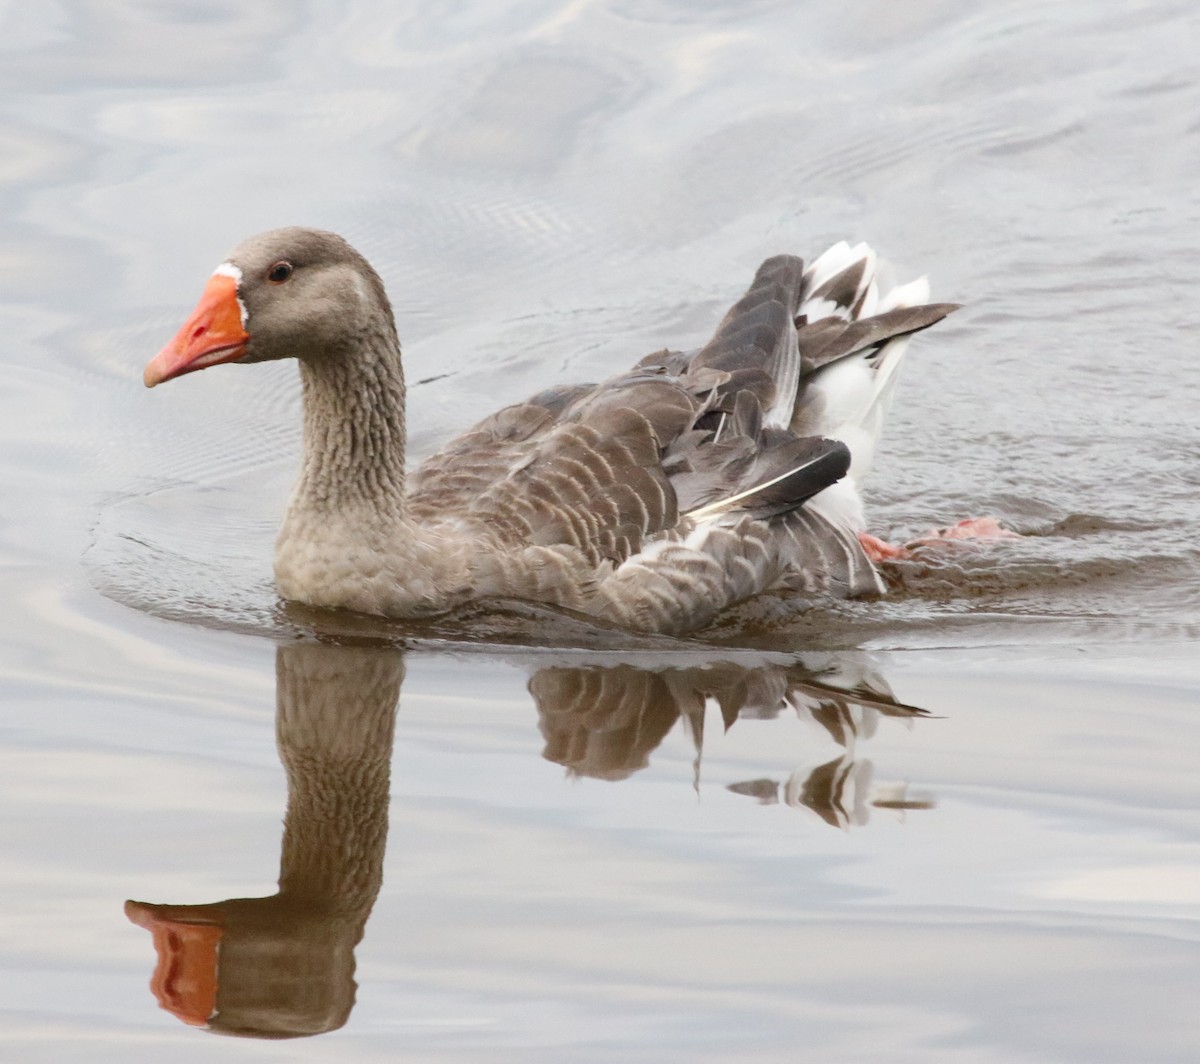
[266,261,294,284]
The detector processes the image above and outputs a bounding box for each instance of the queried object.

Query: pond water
[2,1,1198,1061]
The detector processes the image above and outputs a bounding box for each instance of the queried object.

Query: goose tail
[790,242,957,484]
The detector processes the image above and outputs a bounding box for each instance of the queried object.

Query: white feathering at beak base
[213,262,249,327]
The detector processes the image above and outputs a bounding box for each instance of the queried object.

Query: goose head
[143,227,395,387]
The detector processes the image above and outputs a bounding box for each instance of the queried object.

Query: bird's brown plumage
[146,228,956,633]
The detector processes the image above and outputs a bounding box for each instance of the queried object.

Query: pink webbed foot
[860,517,1019,563]
[858,531,913,562]
[905,516,1020,550]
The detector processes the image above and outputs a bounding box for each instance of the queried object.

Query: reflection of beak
[143,273,249,387]
[124,900,224,1026]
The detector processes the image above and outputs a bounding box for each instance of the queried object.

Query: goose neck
[295,328,408,517]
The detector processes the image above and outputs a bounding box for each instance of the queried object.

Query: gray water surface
[2,2,1198,1061]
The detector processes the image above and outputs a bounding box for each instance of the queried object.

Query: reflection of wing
[532,666,697,781]
[782,652,931,748]
[530,652,929,784]
[786,754,875,829]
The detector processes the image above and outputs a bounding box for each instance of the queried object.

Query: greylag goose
[144,227,957,634]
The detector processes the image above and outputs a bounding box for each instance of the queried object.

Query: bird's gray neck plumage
[275,320,480,616]
[294,325,408,521]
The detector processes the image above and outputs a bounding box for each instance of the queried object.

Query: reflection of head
[127,642,402,1039]
[205,908,357,1039]
[124,898,358,1038]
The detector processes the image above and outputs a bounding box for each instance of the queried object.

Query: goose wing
[410,246,953,628]
[408,252,838,546]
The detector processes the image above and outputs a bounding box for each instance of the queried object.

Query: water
[2,1,1199,1060]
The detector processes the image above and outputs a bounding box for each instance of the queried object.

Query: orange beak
[144,273,249,388]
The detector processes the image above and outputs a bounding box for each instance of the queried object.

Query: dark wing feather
[808,257,870,311]
[796,303,959,374]
[688,254,805,428]
[617,254,854,524]
[684,436,850,521]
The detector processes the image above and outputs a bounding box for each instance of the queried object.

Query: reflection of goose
[531,653,935,827]
[126,643,401,1038]
[145,229,955,633]
[127,643,933,1038]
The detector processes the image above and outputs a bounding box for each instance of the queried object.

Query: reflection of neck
[275,643,402,913]
[125,642,405,1040]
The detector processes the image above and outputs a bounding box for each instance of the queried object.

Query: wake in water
[91,475,1188,651]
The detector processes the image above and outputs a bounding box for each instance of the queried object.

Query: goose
[144,227,960,634]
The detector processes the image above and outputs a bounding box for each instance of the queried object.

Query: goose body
[145,228,956,634]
